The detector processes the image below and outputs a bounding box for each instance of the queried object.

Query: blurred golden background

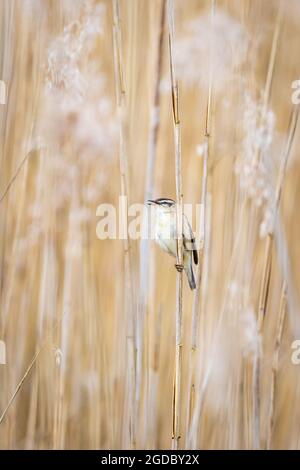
[0,0,300,449]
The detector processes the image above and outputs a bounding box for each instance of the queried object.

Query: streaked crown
[147,198,175,208]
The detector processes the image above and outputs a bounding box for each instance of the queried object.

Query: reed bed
[0,0,300,450]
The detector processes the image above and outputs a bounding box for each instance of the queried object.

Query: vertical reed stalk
[186,0,214,448]
[253,107,298,451]
[168,0,183,450]
[112,0,136,449]
[259,105,299,451]
[139,0,166,447]
[251,5,283,449]
[255,2,283,326]
[258,105,299,329]
[256,3,284,325]
[266,281,287,449]
[253,2,282,169]
[185,145,207,441]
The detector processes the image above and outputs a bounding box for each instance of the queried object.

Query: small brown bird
[147,198,198,290]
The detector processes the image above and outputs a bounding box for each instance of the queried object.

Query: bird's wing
[183,214,198,265]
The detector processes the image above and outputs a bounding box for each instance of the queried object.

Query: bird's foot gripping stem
[175,263,184,273]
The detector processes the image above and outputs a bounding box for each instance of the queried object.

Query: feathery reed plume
[258,105,299,329]
[236,5,283,442]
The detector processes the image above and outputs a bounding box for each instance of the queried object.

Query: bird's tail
[185,262,196,290]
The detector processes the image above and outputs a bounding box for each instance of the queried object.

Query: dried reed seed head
[174,9,254,92]
[239,308,261,359]
[44,0,116,159]
[235,93,276,238]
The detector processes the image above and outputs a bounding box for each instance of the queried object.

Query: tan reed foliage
[0,0,300,450]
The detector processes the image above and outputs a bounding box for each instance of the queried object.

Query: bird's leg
[175,263,184,273]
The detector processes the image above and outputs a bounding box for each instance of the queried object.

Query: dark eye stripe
[155,198,175,206]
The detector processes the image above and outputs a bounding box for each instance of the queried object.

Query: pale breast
[155,235,177,258]
[154,212,177,258]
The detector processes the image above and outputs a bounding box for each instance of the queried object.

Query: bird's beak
[146,199,156,206]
